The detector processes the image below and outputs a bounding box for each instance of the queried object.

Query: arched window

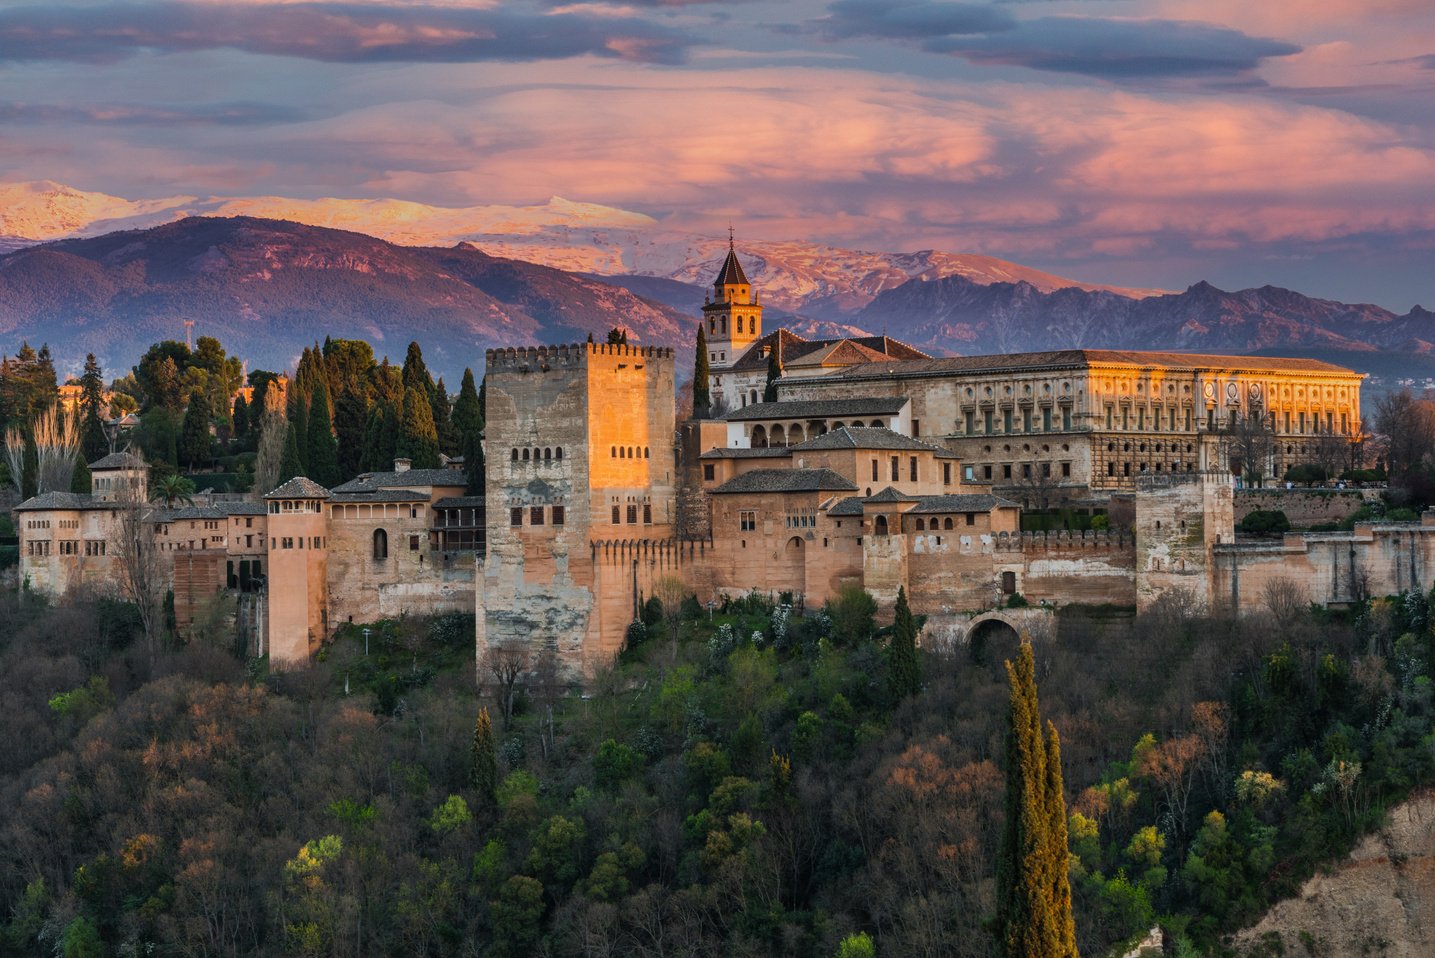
[752,425,768,448]
[644,447,650,459]
[522,449,530,461]
[944,517,954,530]
[771,424,786,447]
[373,528,388,560]
[914,518,925,531]
[875,515,889,536]
[555,448,563,460]
[787,536,803,552]
[544,448,551,461]
[611,446,616,457]
[511,449,518,461]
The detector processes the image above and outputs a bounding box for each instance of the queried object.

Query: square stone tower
[478,342,676,676]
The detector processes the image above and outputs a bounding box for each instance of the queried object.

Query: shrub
[1240,510,1291,537]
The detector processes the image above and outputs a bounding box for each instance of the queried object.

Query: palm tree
[150,473,196,508]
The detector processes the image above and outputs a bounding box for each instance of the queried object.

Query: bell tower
[701,230,762,372]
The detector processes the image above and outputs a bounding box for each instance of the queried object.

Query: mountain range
[0,181,1432,385]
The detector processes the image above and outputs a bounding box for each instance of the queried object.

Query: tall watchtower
[264,477,331,667]
[702,233,762,372]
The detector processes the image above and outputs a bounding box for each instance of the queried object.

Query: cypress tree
[179,390,211,469]
[763,347,781,402]
[306,384,341,487]
[287,390,309,477]
[232,394,249,441]
[433,376,459,455]
[995,641,1078,958]
[452,369,483,439]
[693,325,712,419]
[277,419,305,485]
[71,456,92,494]
[472,706,498,806]
[888,586,920,700]
[398,385,440,469]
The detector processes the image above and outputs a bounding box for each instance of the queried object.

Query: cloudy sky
[2,0,1432,308]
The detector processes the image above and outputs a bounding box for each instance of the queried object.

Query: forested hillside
[2,585,1433,957]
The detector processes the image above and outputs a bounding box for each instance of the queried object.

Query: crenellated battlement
[993,529,1134,552]
[589,537,708,565]
[485,342,675,371]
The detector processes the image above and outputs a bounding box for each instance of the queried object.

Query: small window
[1001,571,1016,594]
[522,448,530,461]
[626,505,638,524]
[556,448,563,460]
[739,510,756,532]
[890,456,899,482]
[909,456,918,482]
[409,534,421,550]
[965,513,975,526]
[544,448,551,461]
[703,463,715,481]
[871,460,879,481]
[643,504,652,524]
[552,506,565,525]
[944,517,954,530]
[510,508,523,527]
[612,506,621,524]
[644,447,650,459]
[511,449,518,461]
[531,506,545,525]
[943,462,952,486]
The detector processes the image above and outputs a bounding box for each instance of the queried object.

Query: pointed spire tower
[701,229,763,374]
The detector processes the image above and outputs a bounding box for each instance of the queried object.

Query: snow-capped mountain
[0,180,1167,318]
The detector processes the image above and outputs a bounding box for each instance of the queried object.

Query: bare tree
[32,406,81,493]
[1220,410,1276,486]
[1015,461,1063,511]
[1374,388,1435,483]
[652,573,689,662]
[3,425,25,497]
[1261,577,1308,628]
[1313,428,1355,480]
[482,643,529,730]
[114,453,165,659]
[252,386,287,497]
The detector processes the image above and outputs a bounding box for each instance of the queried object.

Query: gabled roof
[865,486,918,504]
[785,339,894,369]
[790,426,943,453]
[825,496,867,517]
[433,496,486,509]
[264,477,331,499]
[330,490,430,504]
[721,396,909,422]
[330,468,468,493]
[711,468,859,495]
[908,494,1019,513]
[89,451,144,471]
[713,244,749,287]
[14,491,112,512]
[728,329,929,374]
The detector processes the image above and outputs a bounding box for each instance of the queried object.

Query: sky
[1,0,1432,310]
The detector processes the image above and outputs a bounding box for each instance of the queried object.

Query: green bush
[1240,510,1291,537]
[1284,464,1328,486]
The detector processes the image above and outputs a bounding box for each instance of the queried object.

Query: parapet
[485,342,675,371]
[993,529,1134,552]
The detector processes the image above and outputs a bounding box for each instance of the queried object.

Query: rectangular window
[552,506,565,525]
[282,537,294,549]
[612,505,621,524]
[739,511,756,532]
[1107,462,1115,476]
[643,504,652,524]
[943,462,952,486]
[1106,405,1114,429]
[530,506,545,525]
[1062,462,1071,478]
[703,464,715,481]
[1003,464,1012,479]
[983,465,993,480]
[1003,409,1013,433]
[1042,463,1051,478]
[984,410,994,434]
[890,456,899,482]
[1138,407,1145,430]
[871,459,879,481]
[1022,463,1032,478]
[1122,407,1130,430]
[626,505,638,524]
[1023,410,1033,433]
[1298,411,1306,433]
[1062,407,1072,430]
[912,419,920,437]
[511,508,523,527]
[410,534,421,550]
[964,410,975,434]
[966,513,976,526]
[909,456,917,482]
[1042,408,1052,431]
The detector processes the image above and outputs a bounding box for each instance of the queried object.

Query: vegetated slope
[1231,790,1435,958]
[3,584,1434,957]
[0,216,690,375]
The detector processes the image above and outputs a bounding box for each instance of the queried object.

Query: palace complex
[15,243,1421,678]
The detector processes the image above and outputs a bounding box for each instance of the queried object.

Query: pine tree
[306,384,341,487]
[398,385,440,468]
[472,706,498,806]
[888,586,921,700]
[179,390,211,469]
[693,326,712,419]
[995,641,1078,958]
[78,353,109,464]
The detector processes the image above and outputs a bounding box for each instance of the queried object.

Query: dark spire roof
[714,237,749,288]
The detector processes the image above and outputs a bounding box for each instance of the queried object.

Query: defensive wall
[1232,488,1378,528]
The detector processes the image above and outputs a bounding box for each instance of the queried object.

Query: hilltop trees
[996,641,1078,958]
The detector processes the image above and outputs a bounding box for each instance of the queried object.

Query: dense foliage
[1,586,1433,957]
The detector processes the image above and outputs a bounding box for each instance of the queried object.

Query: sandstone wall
[1234,488,1378,527]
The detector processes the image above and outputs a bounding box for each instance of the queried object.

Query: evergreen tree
[70,456,91,494]
[995,642,1078,958]
[231,394,249,441]
[472,706,498,806]
[464,424,485,496]
[401,341,435,401]
[306,384,341,487]
[763,347,782,402]
[78,353,110,464]
[333,391,369,479]
[452,369,483,438]
[179,390,211,469]
[361,400,399,472]
[693,326,712,419]
[398,385,441,468]
[606,327,628,345]
[433,376,459,455]
[287,390,309,477]
[277,420,305,486]
[888,586,920,700]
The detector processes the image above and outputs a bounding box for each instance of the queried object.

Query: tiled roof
[721,397,908,422]
[711,468,859,495]
[812,349,1359,382]
[89,451,144,470]
[909,493,1019,513]
[699,447,793,460]
[728,329,928,374]
[330,468,468,493]
[224,502,268,515]
[825,496,867,517]
[865,486,918,503]
[157,505,229,521]
[713,245,749,287]
[14,491,111,512]
[264,477,331,499]
[433,496,486,508]
[791,426,944,453]
[330,490,430,504]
